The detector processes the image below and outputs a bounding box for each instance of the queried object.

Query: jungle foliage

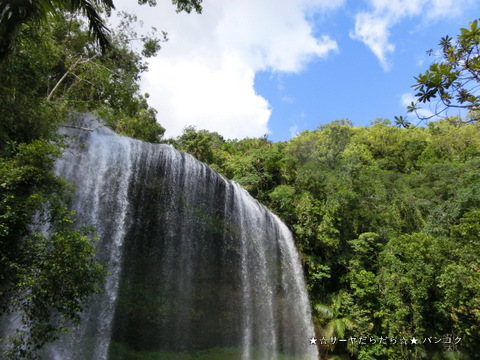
[1,4,479,360]
[173,118,480,359]
[0,1,202,357]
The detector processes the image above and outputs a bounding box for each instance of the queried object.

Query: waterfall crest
[44,115,318,359]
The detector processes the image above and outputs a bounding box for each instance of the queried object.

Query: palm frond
[0,0,115,60]
[315,303,334,319]
[332,317,354,339]
[0,0,37,60]
[75,0,112,52]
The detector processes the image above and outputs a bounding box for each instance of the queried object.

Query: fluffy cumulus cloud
[114,0,342,139]
[351,0,474,71]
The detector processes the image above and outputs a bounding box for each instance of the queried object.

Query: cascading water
[36,115,318,359]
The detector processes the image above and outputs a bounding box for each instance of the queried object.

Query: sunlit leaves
[0,5,168,356]
[138,0,203,13]
[6,225,105,359]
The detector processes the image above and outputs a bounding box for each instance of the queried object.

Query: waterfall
[41,115,318,359]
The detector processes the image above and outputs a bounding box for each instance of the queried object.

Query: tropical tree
[408,19,480,123]
[314,291,356,358]
[0,0,114,60]
[174,125,224,164]
[315,293,355,339]
[0,0,203,61]
[0,140,106,359]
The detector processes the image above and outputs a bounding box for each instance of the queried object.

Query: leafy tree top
[408,19,480,124]
[0,0,203,61]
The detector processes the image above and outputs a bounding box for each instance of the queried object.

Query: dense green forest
[173,118,480,359]
[170,19,480,360]
[1,2,479,359]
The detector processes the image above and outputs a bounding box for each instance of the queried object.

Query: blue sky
[256,6,479,141]
[114,0,480,142]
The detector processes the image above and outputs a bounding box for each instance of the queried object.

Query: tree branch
[47,54,99,100]
[60,125,104,132]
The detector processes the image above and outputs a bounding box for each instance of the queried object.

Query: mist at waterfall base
[36,116,318,359]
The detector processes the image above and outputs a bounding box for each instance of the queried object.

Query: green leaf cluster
[0,140,105,359]
[0,0,115,61]
[409,19,480,123]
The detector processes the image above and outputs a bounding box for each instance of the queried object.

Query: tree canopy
[0,0,203,61]
[0,0,114,60]
[174,119,480,359]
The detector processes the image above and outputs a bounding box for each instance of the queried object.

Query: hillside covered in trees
[1,2,479,359]
[172,118,480,359]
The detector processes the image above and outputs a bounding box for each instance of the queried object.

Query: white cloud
[146,53,271,139]
[351,12,395,71]
[287,111,307,139]
[351,0,474,71]
[427,0,471,19]
[113,0,342,139]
